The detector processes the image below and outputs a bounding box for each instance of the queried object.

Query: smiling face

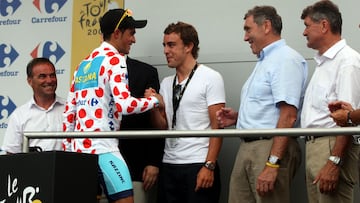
[27,62,57,99]
[117,28,136,54]
[243,15,267,56]
[163,32,190,68]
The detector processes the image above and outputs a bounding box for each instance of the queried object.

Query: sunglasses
[114,9,132,32]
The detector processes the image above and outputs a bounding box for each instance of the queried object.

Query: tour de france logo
[77,0,121,36]
[0,175,42,203]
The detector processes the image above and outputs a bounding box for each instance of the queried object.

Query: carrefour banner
[0,0,124,146]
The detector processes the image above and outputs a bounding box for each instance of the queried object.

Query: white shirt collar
[314,39,346,65]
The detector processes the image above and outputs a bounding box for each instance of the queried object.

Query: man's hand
[144,87,156,98]
[195,167,214,192]
[330,109,349,127]
[329,101,354,126]
[215,107,238,128]
[142,165,159,191]
[256,166,279,196]
[313,161,340,194]
[328,101,353,113]
[144,88,165,109]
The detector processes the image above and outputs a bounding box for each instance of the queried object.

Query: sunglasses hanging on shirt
[172,63,198,129]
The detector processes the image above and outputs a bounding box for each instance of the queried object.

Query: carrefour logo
[0,0,21,16]
[32,0,68,24]
[0,95,16,129]
[30,41,66,74]
[33,0,67,13]
[31,41,65,64]
[0,0,22,26]
[0,44,19,68]
[0,43,19,77]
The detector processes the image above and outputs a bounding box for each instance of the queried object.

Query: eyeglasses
[114,9,132,32]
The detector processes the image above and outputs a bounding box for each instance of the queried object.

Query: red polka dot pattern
[62,42,159,154]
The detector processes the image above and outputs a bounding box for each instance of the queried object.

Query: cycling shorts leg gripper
[98,152,133,197]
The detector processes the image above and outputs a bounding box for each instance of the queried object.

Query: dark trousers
[158,163,221,203]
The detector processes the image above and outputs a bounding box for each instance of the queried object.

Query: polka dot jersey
[62,42,159,154]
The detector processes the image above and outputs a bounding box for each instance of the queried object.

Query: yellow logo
[75,72,97,84]
[83,61,92,73]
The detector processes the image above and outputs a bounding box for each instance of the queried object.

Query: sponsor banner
[0,0,125,146]
[0,0,72,145]
[70,0,124,80]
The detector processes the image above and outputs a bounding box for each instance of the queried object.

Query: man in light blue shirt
[238,39,307,130]
[216,6,308,203]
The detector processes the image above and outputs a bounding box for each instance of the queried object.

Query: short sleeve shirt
[237,39,308,129]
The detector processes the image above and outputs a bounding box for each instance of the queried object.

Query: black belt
[243,136,272,142]
[305,136,323,142]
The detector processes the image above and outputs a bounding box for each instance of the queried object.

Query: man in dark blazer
[119,56,165,203]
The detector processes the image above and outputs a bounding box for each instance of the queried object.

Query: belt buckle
[353,135,360,145]
[306,136,315,142]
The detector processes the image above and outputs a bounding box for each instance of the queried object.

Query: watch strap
[268,155,281,165]
[347,111,356,126]
[204,161,216,171]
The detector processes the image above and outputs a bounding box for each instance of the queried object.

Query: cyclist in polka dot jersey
[62,9,162,203]
[63,45,159,153]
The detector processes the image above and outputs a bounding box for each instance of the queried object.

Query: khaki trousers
[133,181,158,203]
[228,138,301,203]
[306,136,360,203]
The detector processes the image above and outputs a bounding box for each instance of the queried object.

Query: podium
[0,151,98,203]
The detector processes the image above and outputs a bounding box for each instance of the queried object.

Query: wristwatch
[347,111,356,126]
[328,155,342,166]
[204,161,216,171]
[268,155,281,165]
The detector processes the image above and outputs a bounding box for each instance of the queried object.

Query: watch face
[268,155,280,165]
[205,161,215,170]
[329,156,341,165]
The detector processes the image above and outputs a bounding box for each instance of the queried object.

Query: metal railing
[23,127,360,152]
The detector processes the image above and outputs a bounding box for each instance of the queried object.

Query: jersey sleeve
[108,61,159,116]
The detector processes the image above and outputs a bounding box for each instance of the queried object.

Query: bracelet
[266,161,280,168]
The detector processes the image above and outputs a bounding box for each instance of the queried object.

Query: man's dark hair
[26,57,55,78]
[244,6,283,35]
[301,0,342,34]
[164,21,200,59]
